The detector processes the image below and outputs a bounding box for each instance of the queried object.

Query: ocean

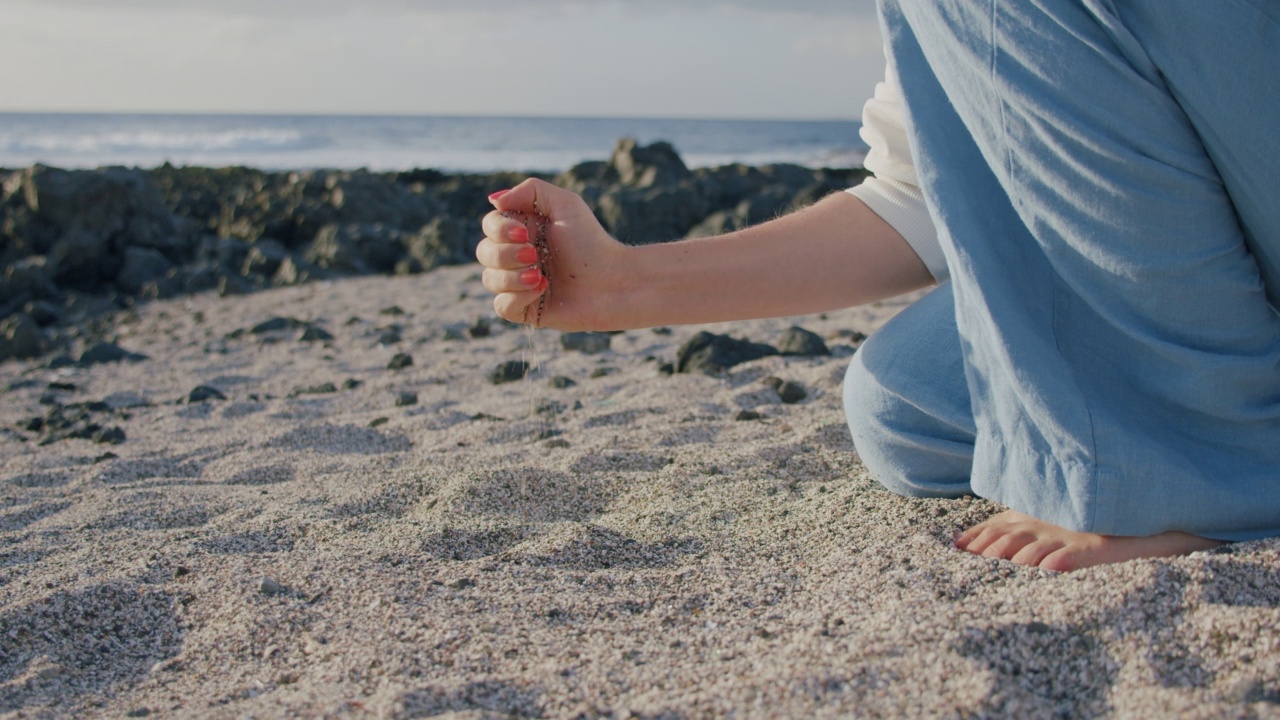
[0,113,866,174]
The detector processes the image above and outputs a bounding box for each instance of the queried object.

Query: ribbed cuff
[846,179,949,283]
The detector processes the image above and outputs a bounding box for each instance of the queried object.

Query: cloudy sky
[0,0,885,119]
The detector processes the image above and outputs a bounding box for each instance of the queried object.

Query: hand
[478,178,628,331]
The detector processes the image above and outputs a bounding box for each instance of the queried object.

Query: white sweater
[845,55,950,282]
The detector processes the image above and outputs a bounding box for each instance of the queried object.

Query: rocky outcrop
[0,141,868,350]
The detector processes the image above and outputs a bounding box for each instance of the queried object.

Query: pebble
[250,317,302,334]
[299,325,334,342]
[259,577,287,596]
[291,383,338,397]
[777,325,830,356]
[764,377,807,404]
[77,341,149,367]
[395,391,419,407]
[447,578,477,590]
[548,376,576,389]
[187,385,227,403]
[735,410,763,421]
[490,360,530,384]
[380,306,406,316]
[93,426,127,445]
[676,331,778,375]
[468,318,491,338]
[388,353,414,370]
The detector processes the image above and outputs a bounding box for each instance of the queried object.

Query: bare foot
[954,510,1225,572]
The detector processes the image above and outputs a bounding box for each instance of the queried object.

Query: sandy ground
[2,265,1280,719]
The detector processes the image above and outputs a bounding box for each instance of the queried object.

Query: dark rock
[1,257,57,308]
[676,331,778,375]
[380,305,406,316]
[598,184,709,246]
[369,417,390,428]
[0,312,42,360]
[735,410,763,421]
[395,391,419,407]
[548,376,576,389]
[657,362,675,376]
[490,360,530,384]
[116,246,173,294]
[405,216,477,270]
[387,353,414,370]
[609,138,690,188]
[241,239,289,277]
[187,386,227,403]
[299,325,334,342]
[764,377,807,404]
[272,255,328,287]
[447,578,476,590]
[290,383,338,397]
[22,300,62,327]
[560,331,612,354]
[250,316,303,335]
[376,329,402,345]
[590,367,616,379]
[93,426,127,445]
[306,223,406,275]
[778,326,830,356]
[342,378,363,390]
[468,318,491,339]
[77,341,148,366]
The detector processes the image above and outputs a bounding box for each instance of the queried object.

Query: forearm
[606,192,935,329]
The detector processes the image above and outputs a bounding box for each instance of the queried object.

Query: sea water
[0,113,865,173]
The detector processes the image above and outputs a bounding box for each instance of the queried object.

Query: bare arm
[479,179,934,331]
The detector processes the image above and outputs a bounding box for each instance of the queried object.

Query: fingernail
[520,268,542,286]
[510,226,529,243]
[488,189,511,202]
[517,245,538,264]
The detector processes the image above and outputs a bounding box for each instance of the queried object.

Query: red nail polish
[488,189,511,202]
[517,245,538,264]
[520,268,542,286]
[510,226,529,243]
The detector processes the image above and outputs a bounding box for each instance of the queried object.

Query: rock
[447,578,476,590]
[376,329,402,345]
[93,426,127,444]
[116,246,173,294]
[290,383,338,397]
[778,326,830,356]
[560,331,612,354]
[405,216,476,270]
[395,391,419,407]
[609,138,691,188]
[0,312,42,360]
[735,410,763,421]
[590,367,616,379]
[468,318,491,339]
[22,300,62,327]
[78,341,149,366]
[250,316,303,334]
[388,353,414,370]
[299,325,334,342]
[1,256,57,308]
[676,331,778,375]
[490,360,530,384]
[241,239,289,277]
[342,378,363,390]
[259,577,287,596]
[306,223,406,275]
[597,184,709,246]
[548,376,576,389]
[272,255,327,287]
[764,377,807,404]
[380,305,406,316]
[187,386,227,403]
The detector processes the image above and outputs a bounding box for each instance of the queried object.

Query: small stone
[447,578,476,590]
[77,342,149,367]
[652,327,673,336]
[590,367,616,379]
[443,327,467,341]
[47,382,77,392]
[395,391,419,407]
[259,577,286,596]
[369,417,390,428]
[560,332,612,354]
[735,410,763,421]
[468,318,491,338]
[657,362,675,376]
[778,326,830,356]
[548,376,576,389]
[545,438,571,449]
[388,353,414,370]
[250,317,302,334]
[93,426,126,445]
[377,329,402,345]
[93,452,118,464]
[124,708,152,718]
[764,377,807,404]
[299,325,334,342]
[291,383,338,397]
[187,386,227,403]
[0,313,43,360]
[380,306,406,316]
[676,331,778,375]
[490,360,530,384]
[173,567,191,579]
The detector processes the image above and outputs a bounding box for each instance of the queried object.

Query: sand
[2,266,1279,719]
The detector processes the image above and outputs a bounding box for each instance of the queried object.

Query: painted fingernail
[510,226,529,243]
[517,245,538,264]
[488,189,511,202]
[520,268,542,286]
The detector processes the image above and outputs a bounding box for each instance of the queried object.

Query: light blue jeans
[844,0,1280,541]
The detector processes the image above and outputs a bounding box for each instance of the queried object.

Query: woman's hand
[478,178,629,331]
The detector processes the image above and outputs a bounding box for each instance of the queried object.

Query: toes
[1011,539,1067,568]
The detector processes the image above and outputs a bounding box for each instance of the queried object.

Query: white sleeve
[845,52,950,283]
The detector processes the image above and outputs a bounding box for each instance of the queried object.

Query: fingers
[476,235,540,271]
[489,177,591,223]
[481,265,546,295]
[493,287,549,325]
[480,210,531,247]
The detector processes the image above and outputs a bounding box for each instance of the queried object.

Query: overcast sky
[0,0,885,119]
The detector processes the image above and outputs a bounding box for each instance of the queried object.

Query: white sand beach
[3,266,1279,719]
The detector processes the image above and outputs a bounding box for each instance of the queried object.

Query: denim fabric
[846,0,1280,540]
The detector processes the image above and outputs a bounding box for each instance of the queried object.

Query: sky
[0,0,885,119]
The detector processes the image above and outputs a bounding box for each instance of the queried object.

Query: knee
[842,340,974,499]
